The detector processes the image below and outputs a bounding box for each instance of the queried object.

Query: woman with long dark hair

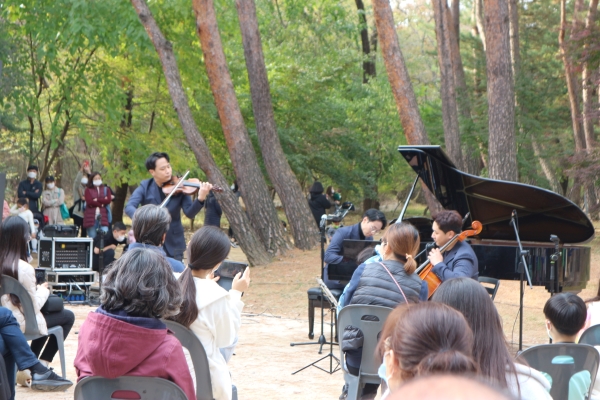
[379,302,478,399]
[83,171,111,238]
[0,216,75,389]
[171,226,251,400]
[432,277,551,399]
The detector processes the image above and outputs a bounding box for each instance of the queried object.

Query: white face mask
[116,235,125,242]
[546,324,553,341]
[18,207,25,213]
[27,172,37,179]
[81,178,88,185]
[93,180,102,186]
[47,183,55,189]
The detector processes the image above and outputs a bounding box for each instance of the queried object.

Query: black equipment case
[42,224,79,238]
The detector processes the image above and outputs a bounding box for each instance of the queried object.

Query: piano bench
[307,287,342,340]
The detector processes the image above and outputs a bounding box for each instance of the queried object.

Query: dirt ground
[15,220,600,400]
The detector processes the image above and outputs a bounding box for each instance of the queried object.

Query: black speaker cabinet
[39,237,93,271]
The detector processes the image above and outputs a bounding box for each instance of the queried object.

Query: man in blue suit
[429,210,479,281]
[125,152,212,261]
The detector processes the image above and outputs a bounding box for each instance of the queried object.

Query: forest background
[1,0,599,264]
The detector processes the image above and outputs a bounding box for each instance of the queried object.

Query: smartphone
[214,261,248,279]
[35,268,47,285]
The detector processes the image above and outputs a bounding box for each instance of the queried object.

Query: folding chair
[478,276,500,301]
[0,276,66,378]
[307,287,342,339]
[579,324,600,346]
[163,319,216,400]
[337,305,392,400]
[517,343,600,400]
[74,376,187,400]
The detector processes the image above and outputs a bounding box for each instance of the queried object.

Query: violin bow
[160,170,190,208]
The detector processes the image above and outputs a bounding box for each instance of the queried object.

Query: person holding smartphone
[170,226,250,400]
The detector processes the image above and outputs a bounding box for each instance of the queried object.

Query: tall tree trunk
[235,0,319,250]
[112,88,134,224]
[192,0,290,255]
[483,0,518,181]
[130,0,272,265]
[355,0,376,82]
[583,0,599,149]
[432,0,463,168]
[508,0,520,80]
[372,0,443,215]
[475,0,486,51]
[112,183,128,223]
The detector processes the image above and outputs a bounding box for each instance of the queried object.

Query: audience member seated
[11,198,38,254]
[432,277,552,400]
[74,248,194,400]
[388,375,515,400]
[41,176,65,225]
[129,205,185,273]
[339,222,427,400]
[324,208,387,290]
[170,226,250,400]
[92,221,127,272]
[0,306,72,398]
[543,292,591,400]
[377,302,478,399]
[0,216,75,390]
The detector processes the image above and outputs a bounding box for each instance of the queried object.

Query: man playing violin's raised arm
[427,210,479,282]
[125,152,212,261]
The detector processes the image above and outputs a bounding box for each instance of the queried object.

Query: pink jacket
[74,310,195,400]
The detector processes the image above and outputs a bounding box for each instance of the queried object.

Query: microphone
[509,210,517,226]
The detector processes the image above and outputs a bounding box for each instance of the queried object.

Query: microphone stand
[549,235,561,296]
[91,213,105,306]
[510,210,533,352]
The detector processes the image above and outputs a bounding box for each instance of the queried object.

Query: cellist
[428,210,479,281]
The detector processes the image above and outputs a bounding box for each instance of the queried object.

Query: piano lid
[398,145,595,244]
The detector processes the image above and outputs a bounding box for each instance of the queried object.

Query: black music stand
[89,214,106,306]
[510,210,533,352]
[290,215,339,374]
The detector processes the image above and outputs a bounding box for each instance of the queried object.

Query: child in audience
[432,277,552,400]
[543,292,591,400]
[74,248,194,400]
[11,198,38,253]
[377,302,478,399]
[170,226,250,400]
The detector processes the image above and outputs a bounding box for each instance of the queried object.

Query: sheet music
[317,277,339,308]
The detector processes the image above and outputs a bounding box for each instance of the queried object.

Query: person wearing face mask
[72,161,91,237]
[41,176,65,225]
[92,222,128,272]
[83,171,112,239]
[11,198,38,254]
[17,165,43,217]
[323,208,387,290]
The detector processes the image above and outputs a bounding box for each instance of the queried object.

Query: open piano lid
[398,145,595,244]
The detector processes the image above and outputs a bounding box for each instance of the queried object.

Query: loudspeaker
[39,237,93,271]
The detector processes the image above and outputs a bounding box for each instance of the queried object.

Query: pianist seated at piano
[323,208,387,290]
[427,210,478,282]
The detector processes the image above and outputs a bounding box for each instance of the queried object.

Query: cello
[416,220,482,298]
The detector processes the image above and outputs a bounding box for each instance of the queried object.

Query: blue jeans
[0,307,39,400]
[87,221,108,239]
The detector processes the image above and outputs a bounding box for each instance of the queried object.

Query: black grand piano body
[399,146,595,293]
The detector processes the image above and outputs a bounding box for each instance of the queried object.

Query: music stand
[510,210,533,351]
[291,278,340,375]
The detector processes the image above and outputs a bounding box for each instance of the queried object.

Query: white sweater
[0,259,49,335]
[189,277,244,400]
[507,362,552,400]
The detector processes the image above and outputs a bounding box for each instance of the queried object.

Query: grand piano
[398,145,595,293]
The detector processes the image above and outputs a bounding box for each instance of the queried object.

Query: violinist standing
[125,152,212,261]
[427,210,479,281]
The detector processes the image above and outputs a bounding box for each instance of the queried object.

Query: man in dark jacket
[323,208,387,290]
[128,204,185,273]
[17,165,43,214]
[203,191,222,228]
[428,210,479,281]
[125,152,211,260]
[307,181,332,227]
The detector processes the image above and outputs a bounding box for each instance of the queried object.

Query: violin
[162,176,224,195]
[416,220,482,299]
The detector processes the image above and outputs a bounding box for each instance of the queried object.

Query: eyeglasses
[369,222,381,234]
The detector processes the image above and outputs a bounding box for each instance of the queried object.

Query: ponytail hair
[170,226,231,328]
[387,302,478,382]
[382,222,420,274]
